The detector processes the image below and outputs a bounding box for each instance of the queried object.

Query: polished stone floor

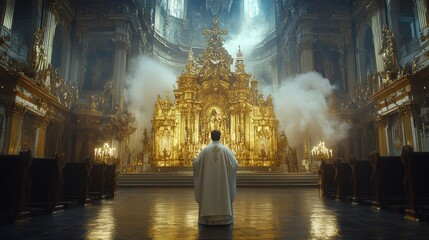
[1,188,428,239]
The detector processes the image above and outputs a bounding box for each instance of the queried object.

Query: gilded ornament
[379,25,398,72]
[7,103,27,119]
[151,19,280,167]
[375,115,387,128]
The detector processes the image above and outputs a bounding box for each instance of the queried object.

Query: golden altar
[151,19,279,167]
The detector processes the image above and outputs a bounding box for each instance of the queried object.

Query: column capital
[37,115,50,128]
[297,37,313,52]
[375,115,387,128]
[366,0,383,18]
[113,38,131,51]
[7,103,26,119]
[399,101,419,119]
[49,0,64,24]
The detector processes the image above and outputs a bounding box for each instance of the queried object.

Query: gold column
[35,116,49,157]
[376,116,388,155]
[5,103,26,154]
[400,104,414,147]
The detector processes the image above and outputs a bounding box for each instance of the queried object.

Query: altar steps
[117,172,319,188]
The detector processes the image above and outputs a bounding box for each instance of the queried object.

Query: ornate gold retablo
[152,18,278,167]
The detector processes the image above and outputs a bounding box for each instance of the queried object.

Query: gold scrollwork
[375,115,387,128]
[7,103,26,119]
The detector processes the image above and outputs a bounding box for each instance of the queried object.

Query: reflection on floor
[1,188,429,239]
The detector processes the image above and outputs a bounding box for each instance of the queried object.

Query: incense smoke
[125,56,176,138]
[224,18,269,62]
[273,72,350,147]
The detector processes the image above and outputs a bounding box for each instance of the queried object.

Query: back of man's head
[211,130,221,141]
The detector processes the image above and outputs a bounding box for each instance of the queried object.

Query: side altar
[151,19,280,167]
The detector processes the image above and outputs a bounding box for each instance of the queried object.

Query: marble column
[345,32,358,93]
[112,37,130,108]
[69,44,83,85]
[368,1,387,72]
[355,48,367,83]
[371,16,386,72]
[0,0,15,30]
[298,37,314,73]
[270,57,279,91]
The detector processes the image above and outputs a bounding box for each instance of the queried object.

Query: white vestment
[193,141,238,225]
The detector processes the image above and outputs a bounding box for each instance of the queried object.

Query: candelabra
[94,142,116,164]
[311,142,333,161]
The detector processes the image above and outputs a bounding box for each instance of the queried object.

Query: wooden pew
[61,159,91,207]
[28,154,65,215]
[0,149,32,223]
[334,159,352,200]
[89,162,106,200]
[401,146,429,221]
[103,164,117,198]
[369,152,406,211]
[319,161,336,198]
[349,157,374,205]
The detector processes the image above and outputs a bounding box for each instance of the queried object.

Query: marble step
[117,173,319,188]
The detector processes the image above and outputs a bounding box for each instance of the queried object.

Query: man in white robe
[193,130,238,225]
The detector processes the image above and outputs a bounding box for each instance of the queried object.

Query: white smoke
[125,56,176,132]
[273,72,350,147]
[224,17,269,61]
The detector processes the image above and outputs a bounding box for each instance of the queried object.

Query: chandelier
[311,142,333,161]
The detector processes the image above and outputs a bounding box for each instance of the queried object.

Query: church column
[376,116,388,155]
[69,42,83,86]
[298,36,314,73]
[112,34,130,107]
[362,125,369,158]
[344,29,358,94]
[54,120,65,154]
[44,5,58,66]
[4,103,26,155]
[194,106,201,147]
[270,57,279,91]
[355,48,367,83]
[245,106,251,148]
[35,116,49,157]
[400,103,416,148]
[0,0,15,30]
[368,2,387,72]
[416,0,429,48]
[229,107,237,155]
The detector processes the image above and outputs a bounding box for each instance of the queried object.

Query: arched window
[245,0,259,18]
[168,0,184,19]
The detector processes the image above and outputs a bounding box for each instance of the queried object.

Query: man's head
[211,130,221,141]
